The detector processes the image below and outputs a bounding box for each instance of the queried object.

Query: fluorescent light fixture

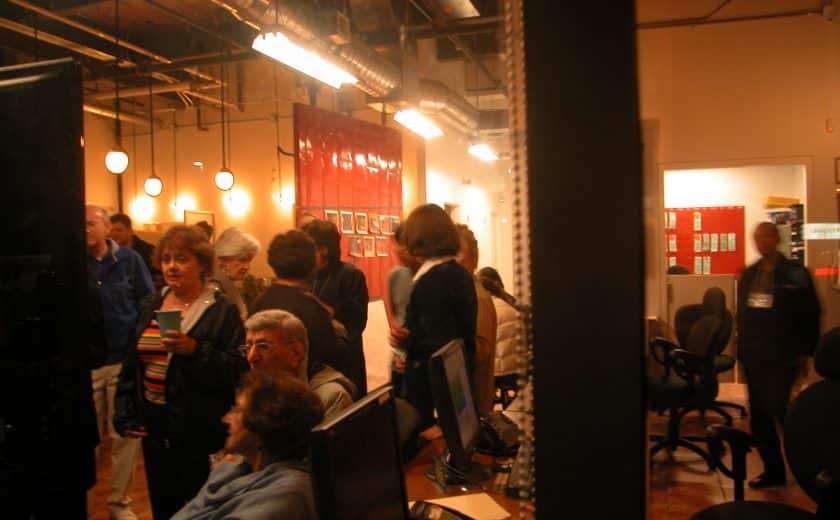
[468,143,499,162]
[394,109,443,140]
[252,31,357,89]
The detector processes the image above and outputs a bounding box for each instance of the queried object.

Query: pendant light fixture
[214,62,234,191]
[143,77,163,197]
[105,0,128,174]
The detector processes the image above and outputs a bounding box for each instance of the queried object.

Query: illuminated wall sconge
[105,147,129,174]
[144,174,163,197]
[223,188,251,217]
[170,194,197,218]
[129,195,155,223]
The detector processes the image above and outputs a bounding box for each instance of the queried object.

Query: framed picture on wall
[369,213,380,234]
[348,236,363,257]
[340,211,355,234]
[376,236,389,256]
[356,212,368,234]
[380,215,392,234]
[390,215,400,231]
[363,236,376,257]
[325,209,339,228]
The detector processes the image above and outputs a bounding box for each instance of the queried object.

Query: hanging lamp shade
[215,168,234,191]
[105,146,129,174]
[144,173,163,197]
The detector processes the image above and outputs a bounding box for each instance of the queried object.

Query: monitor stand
[425,450,493,486]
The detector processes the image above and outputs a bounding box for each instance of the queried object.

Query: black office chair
[648,313,722,470]
[691,328,840,519]
[701,288,749,422]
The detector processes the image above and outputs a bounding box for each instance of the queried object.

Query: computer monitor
[309,384,409,520]
[428,339,491,484]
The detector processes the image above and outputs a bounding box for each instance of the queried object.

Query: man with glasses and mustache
[242,309,356,419]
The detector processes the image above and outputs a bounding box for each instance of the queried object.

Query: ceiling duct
[222,0,503,133]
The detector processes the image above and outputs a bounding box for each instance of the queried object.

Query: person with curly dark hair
[172,372,324,520]
[114,225,247,520]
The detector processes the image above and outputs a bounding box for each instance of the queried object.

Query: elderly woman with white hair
[214,227,260,320]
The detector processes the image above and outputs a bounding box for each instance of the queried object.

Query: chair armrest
[669,348,704,380]
[649,337,678,366]
[706,425,758,488]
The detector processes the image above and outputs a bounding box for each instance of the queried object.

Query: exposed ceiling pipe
[416,78,478,134]
[84,103,153,126]
[637,7,824,30]
[8,0,219,84]
[87,81,219,101]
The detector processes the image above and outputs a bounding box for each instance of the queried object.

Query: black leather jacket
[114,286,247,453]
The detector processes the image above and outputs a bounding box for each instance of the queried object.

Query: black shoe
[748,472,786,489]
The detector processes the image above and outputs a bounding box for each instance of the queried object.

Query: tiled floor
[648,386,815,519]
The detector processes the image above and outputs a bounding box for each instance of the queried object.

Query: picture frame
[390,215,400,231]
[340,211,355,234]
[348,236,363,257]
[380,214,392,235]
[183,209,215,242]
[369,213,380,234]
[363,236,376,257]
[376,236,389,256]
[836,157,840,184]
[325,209,339,228]
[355,212,368,234]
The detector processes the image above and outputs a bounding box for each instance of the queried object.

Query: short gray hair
[245,310,309,380]
[215,227,260,259]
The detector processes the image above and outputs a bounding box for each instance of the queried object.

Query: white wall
[664,164,806,265]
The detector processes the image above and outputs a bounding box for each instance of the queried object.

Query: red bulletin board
[665,206,745,275]
[294,103,403,298]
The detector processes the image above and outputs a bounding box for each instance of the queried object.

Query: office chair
[691,328,840,519]
[701,288,749,422]
[648,313,722,470]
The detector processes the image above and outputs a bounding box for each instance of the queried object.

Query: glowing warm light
[468,143,499,162]
[252,31,357,89]
[215,168,234,191]
[144,174,163,197]
[170,194,197,219]
[193,161,204,168]
[223,188,251,217]
[394,109,443,140]
[426,171,452,207]
[105,147,129,174]
[129,195,155,223]
[280,185,295,210]
[462,184,489,230]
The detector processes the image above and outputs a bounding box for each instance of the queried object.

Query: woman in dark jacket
[394,204,477,428]
[114,226,247,519]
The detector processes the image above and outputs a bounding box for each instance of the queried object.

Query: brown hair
[238,371,324,460]
[301,219,341,265]
[455,224,478,261]
[154,225,214,279]
[401,204,460,258]
[267,230,317,279]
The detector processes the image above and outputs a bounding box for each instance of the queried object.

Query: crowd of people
[84,203,523,519]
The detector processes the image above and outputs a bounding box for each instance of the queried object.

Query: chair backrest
[784,328,840,515]
[674,304,706,347]
[701,287,733,355]
[679,314,722,402]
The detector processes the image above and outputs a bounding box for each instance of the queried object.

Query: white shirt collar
[412,256,456,283]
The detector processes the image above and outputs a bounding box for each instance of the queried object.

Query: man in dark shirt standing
[87,205,153,519]
[737,221,820,489]
[109,212,161,290]
[302,220,369,396]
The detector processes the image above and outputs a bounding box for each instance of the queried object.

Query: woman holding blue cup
[115,225,247,520]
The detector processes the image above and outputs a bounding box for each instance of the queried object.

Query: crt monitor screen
[429,339,481,470]
[309,385,409,520]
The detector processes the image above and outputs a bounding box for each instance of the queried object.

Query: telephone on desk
[475,411,521,457]
[409,500,476,520]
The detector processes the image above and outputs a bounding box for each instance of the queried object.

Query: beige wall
[638,14,840,327]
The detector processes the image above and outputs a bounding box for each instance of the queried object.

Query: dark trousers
[748,400,786,477]
[142,436,211,520]
[743,357,796,478]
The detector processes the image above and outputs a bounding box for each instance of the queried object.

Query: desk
[404,438,533,519]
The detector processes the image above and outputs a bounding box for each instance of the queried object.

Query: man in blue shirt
[86,205,153,520]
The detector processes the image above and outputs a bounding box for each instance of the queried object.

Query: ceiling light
[105,146,129,174]
[468,143,499,162]
[144,174,163,197]
[215,168,234,191]
[394,109,443,140]
[252,30,357,89]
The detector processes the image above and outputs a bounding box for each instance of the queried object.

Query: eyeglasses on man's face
[237,340,296,357]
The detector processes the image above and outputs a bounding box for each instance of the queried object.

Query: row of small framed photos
[348,235,390,258]
[325,210,400,235]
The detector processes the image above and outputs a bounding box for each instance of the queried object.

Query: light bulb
[144,174,163,197]
[105,147,129,174]
[215,168,234,191]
